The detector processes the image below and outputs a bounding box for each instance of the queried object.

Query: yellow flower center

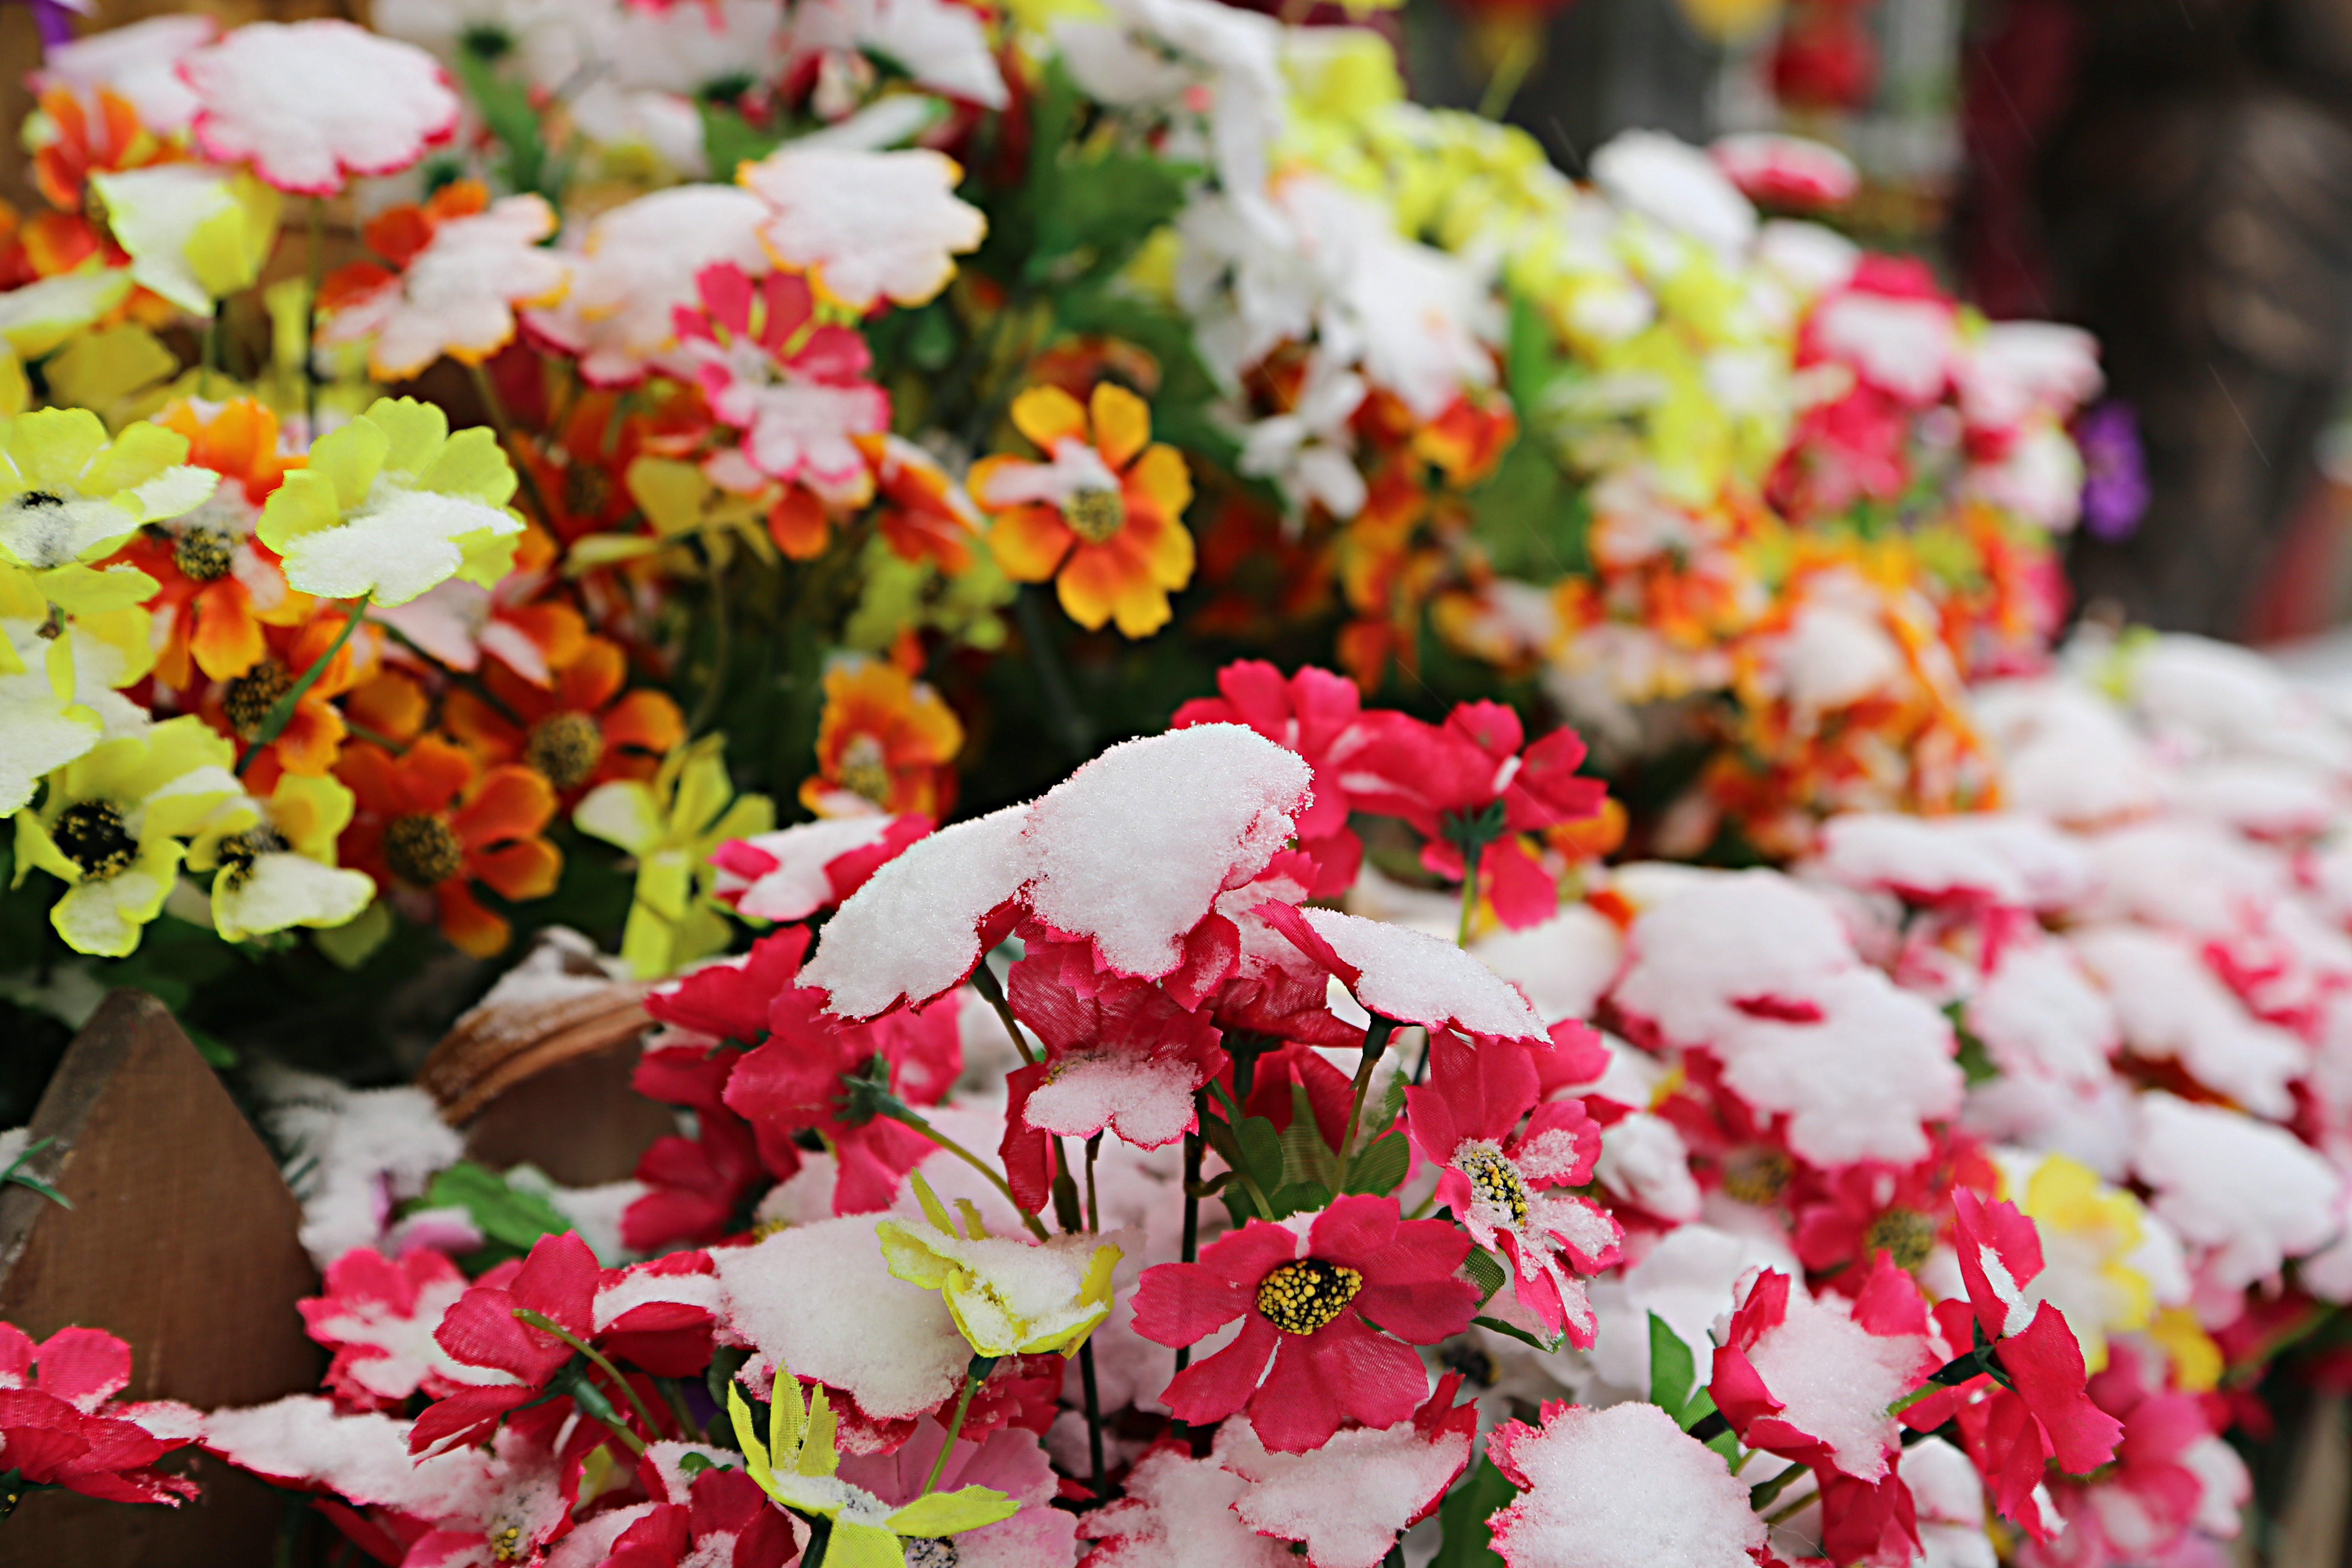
[1865,1207,1936,1271]
[1062,485,1126,544]
[224,658,294,740]
[838,732,893,807]
[383,813,465,888]
[1256,1258,1363,1335]
[491,1524,525,1562]
[526,711,603,791]
[53,800,136,882]
[216,826,285,891]
[904,1540,959,1568]
[1458,1145,1531,1228]
[173,527,235,582]
[1719,1148,1792,1207]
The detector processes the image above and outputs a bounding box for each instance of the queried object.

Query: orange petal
[1125,503,1197,592]
[395,736,477,816]
[1090,383,1152,471]
[603,689,684,758]
[986,505,1075,583]
[347,671,431,746]
[1125,444,1193,527]
[886,693,965,770]
[504,602,588,674]
[436,882,512,959]
[334,741,403,815]
[452,765,557,848]
[470,837,563,902]
[768,487,830,560]
[189,583,266,683]
[271,699,347,776]
[1052,546,1123,632]
[554,637,626,713]
[1009,384,1087,453]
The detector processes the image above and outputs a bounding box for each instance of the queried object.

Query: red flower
[1899,1191,2125,1539]
[1347,702,1608,931]
[298,1246,480,1411]
[412,1231,607,1456]
[1171,660,1374,897]
[1132,1194,1479,1452]
[1404,1030,1620,1343]
[0,1325,200,1507]
[622,1038,766,1251]
[1788,1134,1996,1284]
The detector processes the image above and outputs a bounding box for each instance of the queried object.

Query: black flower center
[1256,1258,1363,1336]
[1719,1148,1793,1207]
[215,826,285,891]
[838,733,892,807]
[904,1541,959,1568]
[383,813,464,888]
[19,490,61,508]
[1458,1145,1531,1228]
[525,711,602,791]
[1063,486,1126,544]
[224,658,293,739]
[1864,1207,1936,1271]
[53,800,136,881]
[172,527,235,582]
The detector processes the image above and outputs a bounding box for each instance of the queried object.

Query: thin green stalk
[1456,841,1484,947]
[801,1515,833,1568]
[303,197,323,438]
[1886,1382,1941,1417]
[203,299,222,376]
[1084,1133,1101,1233]
[1174,1104,1203,1374]
[687,544,731,736]
[888,1108,1051,1240]
[1762,1482,1820,1528]
[238,595,368,773]
[920,1357,995,1496]
[1078,1337,1106,1500]
[1015,586,1092,761]
[1747,1462,1808,1515]
[512,1307,657,1453]
[466,360,558,529]
[1476,27,1540,121]
[1336,1015,1401,1185]
[967,960,1038,1066]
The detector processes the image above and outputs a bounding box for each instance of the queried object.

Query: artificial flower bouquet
[0,2,2333,1567]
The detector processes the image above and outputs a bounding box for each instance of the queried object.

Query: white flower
[739,144,986,309]
[787,0,1008,109]
[1591,130,1758,254]
[181,20,461,196]
[324,193,570,380]
[522,185,769,388]
[370,0,589,92]
[36,15,216,136]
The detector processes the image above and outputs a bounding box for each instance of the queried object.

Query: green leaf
[451,51,552,200]
[1648,1311,1697,1424]
[698,101,781,183]
[1944,1002,1998,1086]
[1025,151,1193,286]
[1234,1115,1285,1193]
[3,1137,69,1210]
[420,1161,571,1264]
[1431,1457,1516,1568]
[1279,1087,1339,1191]
[1473,1314,1564,1354]
[1266,1179,1332,1218]
[1342,1130,1411,1196]
[1462,1247,1507,1306]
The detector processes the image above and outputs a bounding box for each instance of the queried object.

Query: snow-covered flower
[320,184,570,381]
[0,407,217,615]
[1485,1399,1766,1568]
[521,184,769,387]
[257,397,523,607]
[180,20,460,195]
[1213,1379,1479,1568]
[785,0,1008,110]
[876,1173,1122,1357]
[89,163,281,318]
[738,144,985,310]
[184,771,375,943]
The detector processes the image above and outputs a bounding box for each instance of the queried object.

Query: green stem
[920,1356,996,1496]
[466,360,558,530]
[1886,1382,1941,1417]
[1335,1015,1400,1186]
[203,299,222,377]
[967,959,1038,1067]
[1084,1133,1101,1233]
[801,1515,833,1568]
[512,1307,656,1454]
[1762,1482,1820,1528]
[1078,1336,1106,1500]
[1174,1103,1203,1374]
[1015,586,1092,762]
[888,1108,1052,1240]
[687,542,731,737]
[1456,840,1484,948]
[238,595,368,774]
[1747,1462,1808,1515]
[1476,27,1540,121]
[303,197,322,439]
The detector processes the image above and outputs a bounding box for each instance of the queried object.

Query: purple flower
[14,0,94,52]
[2075,399,2150,542]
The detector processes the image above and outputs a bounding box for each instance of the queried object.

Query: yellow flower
[186,772,376,943]
[2003,1152,2158,1373]
[877,1171,1121,1358]
[0,407,216,616]
[573,733,773,979]
[727,1362,1017,1565]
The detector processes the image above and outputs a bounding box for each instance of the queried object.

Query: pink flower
[1710,132,1859,209]
[1404,1030,1620,1344]
[711,813,934,923]
[180,20,459,195]
[838,1417,1079,1567]
[1167,850,1361,1049]
[1346,702,1607,931]
[1171,659,1374,897]
[1257,903,1551,1047]
[1131,1194,1478,1453]
[622,1037,766,1251]
[298,1247,506,1411]
[0,1324,199,1507]
[673,263,889,499]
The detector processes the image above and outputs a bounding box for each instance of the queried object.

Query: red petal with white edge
[2001,1302,2125,1475]
[35,1327,132,1412]
[1950,1189,2047,1341]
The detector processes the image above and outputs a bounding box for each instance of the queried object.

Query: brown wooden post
[0,990,322,1564]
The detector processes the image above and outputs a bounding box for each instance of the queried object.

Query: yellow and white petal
[213,852,375,942]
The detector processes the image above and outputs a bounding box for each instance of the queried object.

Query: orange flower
[443,635,686,799]
[972,383,1194,638]
[205,612,382,793]
[19,87,177,279]
[337,735,563,958]
[802,657,962,818]
[863,434,980,573]
[114,400,310,689]
[316,178,488,316]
